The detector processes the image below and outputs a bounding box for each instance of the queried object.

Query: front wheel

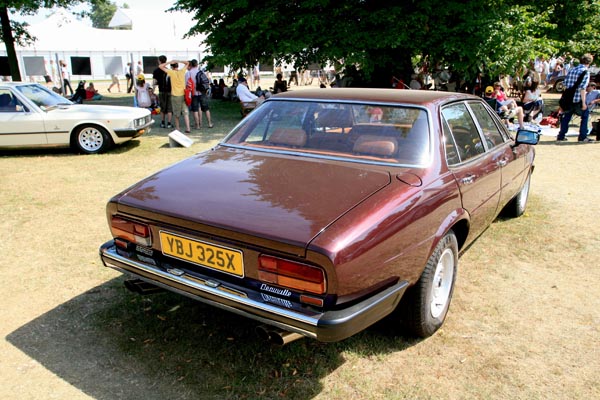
[399,231,458,337]
[73,125,112,154]
[503,173,531,218]
[554,80,565,93]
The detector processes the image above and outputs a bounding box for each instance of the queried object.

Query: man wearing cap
[159,59,191,133]
[236,77,264,105]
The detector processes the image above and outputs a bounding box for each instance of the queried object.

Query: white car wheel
[430,247,455,319]
[74,125,111,154]
[398,231,458,337]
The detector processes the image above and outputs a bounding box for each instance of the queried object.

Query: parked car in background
[0,82,153,154]
[549,66,600,93]
[100,89,539,344]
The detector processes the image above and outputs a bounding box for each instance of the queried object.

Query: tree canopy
[172,0,600,86]
[2,0,600,85]
[78,0,117,29]
[0,0,83,81]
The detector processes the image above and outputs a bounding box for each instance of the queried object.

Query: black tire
[73,125,112,154]
[503,173,531,218]
[399,231,458,338]
[554,79,565,93]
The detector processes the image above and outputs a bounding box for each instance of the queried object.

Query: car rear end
[99,198,409,342]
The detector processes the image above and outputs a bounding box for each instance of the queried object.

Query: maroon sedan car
[100,89,538,343]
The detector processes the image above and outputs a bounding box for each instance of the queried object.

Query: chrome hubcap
[79,127,103,152]
[430,248,455,319]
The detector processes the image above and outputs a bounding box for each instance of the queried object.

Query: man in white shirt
[236,77,264,105]
[585,82,600,109]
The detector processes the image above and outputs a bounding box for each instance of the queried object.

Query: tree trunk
[0,6,22,82]
[367,50,414,89]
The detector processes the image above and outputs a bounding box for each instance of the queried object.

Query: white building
[2,8,206,81]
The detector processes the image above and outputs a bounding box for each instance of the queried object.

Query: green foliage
[7,19,35,46]
[173,0,600,85]
[0,0,77,14]
[78,0,117,29]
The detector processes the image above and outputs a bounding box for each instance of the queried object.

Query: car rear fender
[431,208,470,255]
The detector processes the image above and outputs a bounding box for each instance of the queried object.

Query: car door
[468,101,527,208]
[442,101,502,239]
[0,88,47,146]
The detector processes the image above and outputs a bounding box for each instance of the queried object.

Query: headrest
[316,108,353,128]
[269,128,307,147]
[353,135,398,157]
[0,93,11,106]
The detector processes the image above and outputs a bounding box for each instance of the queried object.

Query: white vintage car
[0,82,153,154]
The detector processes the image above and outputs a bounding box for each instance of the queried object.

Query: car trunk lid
[114,147,391,255]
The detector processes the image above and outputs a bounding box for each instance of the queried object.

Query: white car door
[0,89,47,146]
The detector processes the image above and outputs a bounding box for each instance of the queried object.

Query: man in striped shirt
[557,53,594,142]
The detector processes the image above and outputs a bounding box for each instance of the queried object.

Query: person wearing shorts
[187,63,214,129]
[171,94,189,131]
[198,90,213,128]
[108,74,120,93]
[159,91,173,126]
[159,59,191,133]
[153,55,173,128]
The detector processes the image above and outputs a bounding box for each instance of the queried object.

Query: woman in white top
[521,79,544,122]
[134,74,152,108]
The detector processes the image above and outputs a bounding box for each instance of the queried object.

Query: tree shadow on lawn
[7,278,418,400]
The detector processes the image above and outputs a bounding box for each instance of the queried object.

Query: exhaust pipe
[256,325,304,346]
[124,279,164,295]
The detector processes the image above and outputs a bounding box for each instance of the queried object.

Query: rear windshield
[224,100,430,166]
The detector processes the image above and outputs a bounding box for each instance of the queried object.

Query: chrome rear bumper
[99,240,408,342]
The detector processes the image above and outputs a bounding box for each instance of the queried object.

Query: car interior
[235,101,430,165]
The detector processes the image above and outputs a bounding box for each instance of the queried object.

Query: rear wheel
[73,125,112,154]
[400,231,458,337]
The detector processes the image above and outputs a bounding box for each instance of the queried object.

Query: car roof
[0,82,41,88]
[271,88,478,107]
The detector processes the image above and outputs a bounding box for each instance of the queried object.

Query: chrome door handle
[461,175,475,184]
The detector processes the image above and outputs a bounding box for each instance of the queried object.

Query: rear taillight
[258,255,326,295]
[111,216,151,247]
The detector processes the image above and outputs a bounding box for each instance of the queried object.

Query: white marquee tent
[3,8,206,81]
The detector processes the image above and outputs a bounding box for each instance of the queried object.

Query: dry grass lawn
[0,92,599,400]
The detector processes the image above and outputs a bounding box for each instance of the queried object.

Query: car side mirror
[514,128,540,146]
[15,105,23,112]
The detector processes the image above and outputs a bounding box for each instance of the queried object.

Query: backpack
[195,70,210,93]
[184,76,194,106]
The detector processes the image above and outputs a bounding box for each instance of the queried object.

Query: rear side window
[441,102,484,163]
[469,102,506,147]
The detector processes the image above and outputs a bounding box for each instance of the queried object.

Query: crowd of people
[33,51,599,142]
[402,53,599,141]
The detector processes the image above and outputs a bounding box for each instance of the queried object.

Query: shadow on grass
[7,277,417,400]
[0,139,142,158]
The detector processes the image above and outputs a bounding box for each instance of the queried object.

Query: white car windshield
[15,84,73,110]
[224,100,431,166]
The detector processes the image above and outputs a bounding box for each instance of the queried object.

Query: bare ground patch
[1,114,599,399]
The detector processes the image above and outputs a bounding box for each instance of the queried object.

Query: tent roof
[19,8,205,52]
[108,9,132,28]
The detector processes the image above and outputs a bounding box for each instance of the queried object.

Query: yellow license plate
[159,231,244,277]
